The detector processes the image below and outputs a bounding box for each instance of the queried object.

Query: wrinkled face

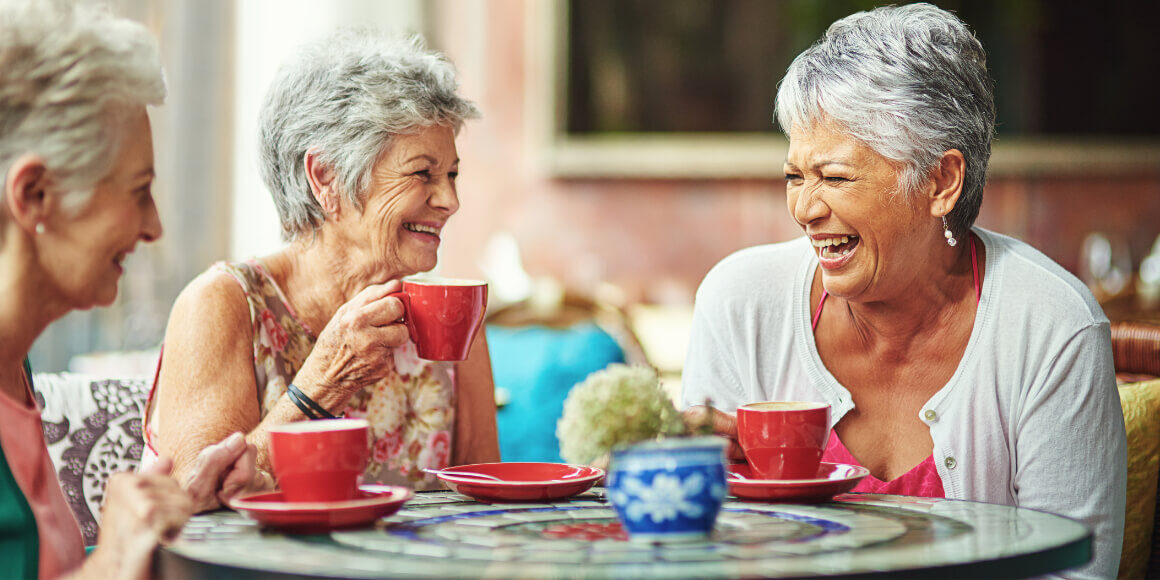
[44,107,162,309]
[784,121,930,302]
[352,124,460,277]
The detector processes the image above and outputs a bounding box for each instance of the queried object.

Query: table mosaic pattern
[164,490,1091,579]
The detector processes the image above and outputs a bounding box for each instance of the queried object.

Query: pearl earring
[34,223,45,235]
[942,216,957,247]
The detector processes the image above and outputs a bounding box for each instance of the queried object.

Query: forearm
[452,334,500,464]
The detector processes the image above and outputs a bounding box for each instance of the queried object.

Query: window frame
[528,0,1160,179]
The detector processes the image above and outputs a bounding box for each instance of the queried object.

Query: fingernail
[227,432,245,450]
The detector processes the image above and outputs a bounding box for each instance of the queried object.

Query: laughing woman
[146,30,500,498]
[682,4,1125,578]
[0,3,253,577]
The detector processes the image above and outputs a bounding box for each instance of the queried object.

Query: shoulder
[982,229,1107,328]
[167,264,252,334]
[697,237,811,303]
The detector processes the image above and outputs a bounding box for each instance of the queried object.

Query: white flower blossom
[556,364,687,465]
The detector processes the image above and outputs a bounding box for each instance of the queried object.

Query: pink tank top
[0,372,85,577]
[811,235,979,497]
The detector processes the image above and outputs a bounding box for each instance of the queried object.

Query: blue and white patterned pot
[606,436,728,542]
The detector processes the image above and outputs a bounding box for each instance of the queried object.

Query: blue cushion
[488,323,626,463]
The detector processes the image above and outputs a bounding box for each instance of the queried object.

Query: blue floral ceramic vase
[606,436,728,542]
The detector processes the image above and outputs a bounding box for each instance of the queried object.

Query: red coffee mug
[269,418,369,502]
[736,401,831,480]
[389,278,487,361]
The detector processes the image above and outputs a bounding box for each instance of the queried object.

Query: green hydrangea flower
[557,364,688,465]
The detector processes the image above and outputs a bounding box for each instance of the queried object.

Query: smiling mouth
[812,235,859,259]
[404,223,441,238]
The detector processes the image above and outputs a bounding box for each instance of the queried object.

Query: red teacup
[736,401,831,480]
[390,278,487,361]
[269,418,369,502]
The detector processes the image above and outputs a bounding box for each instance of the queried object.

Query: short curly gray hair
[258,30,481,241]
[0,1,165,207]
[775,3,995,236]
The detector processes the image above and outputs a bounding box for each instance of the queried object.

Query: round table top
[161,489,1091,579]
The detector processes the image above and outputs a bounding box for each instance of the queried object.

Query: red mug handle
[386,291,417,343]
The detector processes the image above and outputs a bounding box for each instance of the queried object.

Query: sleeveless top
[811,236,979,497]
[144,260,456,490]
[0,360,84,578]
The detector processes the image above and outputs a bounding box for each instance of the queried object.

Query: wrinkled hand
[88,458,192,579]
[183,432,262,513]
[295,280,410,403]
[682,405,744,462]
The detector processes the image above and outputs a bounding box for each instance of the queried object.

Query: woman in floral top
[144,30,499,501]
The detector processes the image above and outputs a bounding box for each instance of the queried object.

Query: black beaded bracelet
[287,383,336,420]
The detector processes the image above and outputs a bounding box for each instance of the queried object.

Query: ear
[303,148,341,217]
[927,149,966,218]
[4,154,54,234]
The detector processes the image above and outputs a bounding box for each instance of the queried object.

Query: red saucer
[229,484,413,533]
[432,462,604,502]
[727,462,869,502]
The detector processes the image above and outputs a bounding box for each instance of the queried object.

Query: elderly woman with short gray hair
[146,30,499,498]
[683,4,1124,578]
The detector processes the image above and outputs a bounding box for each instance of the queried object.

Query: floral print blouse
[145,260,455,490]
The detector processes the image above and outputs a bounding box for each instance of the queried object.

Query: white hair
[775,3,994,236]
[0,0,166,208]
[258,30,481,241]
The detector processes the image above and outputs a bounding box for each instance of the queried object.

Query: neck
[828,232,979,353]
[0,230,71,403]
[264,230,409,333]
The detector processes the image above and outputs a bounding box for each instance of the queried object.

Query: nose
[790,181,828,226]
[429,176,460,215]
[140,195,163,243]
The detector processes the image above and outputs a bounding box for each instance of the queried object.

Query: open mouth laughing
[811,235,860,267]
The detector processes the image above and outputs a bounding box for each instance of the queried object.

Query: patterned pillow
[34,373,150,546]
[1118,379,1160,579]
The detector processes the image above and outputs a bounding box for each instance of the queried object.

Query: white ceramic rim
[267,418,370,434]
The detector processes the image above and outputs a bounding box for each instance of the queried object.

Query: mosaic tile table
[159,489,1091,579]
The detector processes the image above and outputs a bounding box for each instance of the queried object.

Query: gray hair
[258,30,481,241]
[0,1,165,208]
[775,3,994,236]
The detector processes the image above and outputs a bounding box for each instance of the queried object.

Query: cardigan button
[923,409,938,421]
[944,456,958,470]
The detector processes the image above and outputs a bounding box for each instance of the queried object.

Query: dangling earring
[34,223,45,235]
[942,216,957,247]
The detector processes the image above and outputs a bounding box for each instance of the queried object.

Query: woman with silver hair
[146,30,499,495]
[683,4,1124,578]
[0,2,254,577]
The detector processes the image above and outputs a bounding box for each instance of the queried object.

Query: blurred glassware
[1136,234,1160,309]
[1080,232,1132,302]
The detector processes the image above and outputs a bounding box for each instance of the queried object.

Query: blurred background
[32,0,1160,406]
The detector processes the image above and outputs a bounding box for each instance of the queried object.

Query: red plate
[433,462,604,502]
[228,484,413,533]
[727,462,869,502]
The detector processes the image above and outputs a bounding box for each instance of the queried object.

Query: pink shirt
[823,430,945,497]
[0,380,85,578]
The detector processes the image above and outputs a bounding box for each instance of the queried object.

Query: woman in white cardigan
[682,4,1125,579]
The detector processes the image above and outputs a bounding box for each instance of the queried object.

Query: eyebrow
[401,154,459,168]
[784,160,852,171]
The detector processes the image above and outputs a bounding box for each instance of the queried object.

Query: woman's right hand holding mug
[292,280,411,408]
[682,405,745,462]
